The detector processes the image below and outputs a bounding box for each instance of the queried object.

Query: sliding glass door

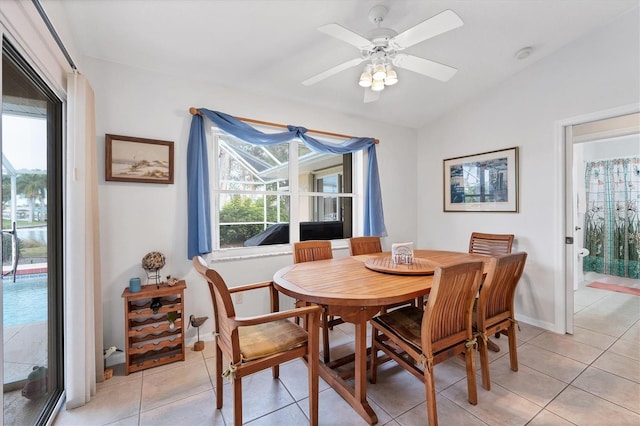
[2,38,63,426]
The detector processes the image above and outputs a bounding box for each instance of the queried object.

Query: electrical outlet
[235,292,243,304]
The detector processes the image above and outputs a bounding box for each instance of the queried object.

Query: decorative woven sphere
[142,251,165,271]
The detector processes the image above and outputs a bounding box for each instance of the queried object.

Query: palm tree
[16,173,46,222]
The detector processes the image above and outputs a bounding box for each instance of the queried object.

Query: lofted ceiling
[52,0,639,129]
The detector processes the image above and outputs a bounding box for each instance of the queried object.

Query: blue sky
[2,114,47,172]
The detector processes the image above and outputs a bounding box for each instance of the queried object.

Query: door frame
[2,36,65,426]
[556,103,640,334]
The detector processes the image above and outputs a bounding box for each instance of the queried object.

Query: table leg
[317,307,379,425]
[354,313,377,423]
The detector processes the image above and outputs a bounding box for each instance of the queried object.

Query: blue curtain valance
[187,108,386,259]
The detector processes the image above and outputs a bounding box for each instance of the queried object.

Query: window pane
[218,134,288,191]
[299,195,352,241]
[298,145,352,241]
[218,194,290,248]
[297,143,350,194]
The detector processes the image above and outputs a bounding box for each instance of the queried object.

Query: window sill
[208,240,349,262]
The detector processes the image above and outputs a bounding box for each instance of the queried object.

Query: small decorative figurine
[189,314,208,351]
[166,275,179,286]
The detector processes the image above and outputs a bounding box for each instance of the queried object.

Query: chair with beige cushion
[473,252,527,390]
[193,256,321,426]
[370,261,483,426]
[292,240,339,363]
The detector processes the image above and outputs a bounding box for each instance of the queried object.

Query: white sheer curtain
[65,72,103,408]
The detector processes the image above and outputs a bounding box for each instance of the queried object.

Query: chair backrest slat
[422,261,483,354]
[348,236,382,256]
[469,232,514,256]
[477,252,527,326]
[293,240,333,264]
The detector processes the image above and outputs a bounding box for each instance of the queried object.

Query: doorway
[1,39,64,425]
[564,108,640,333]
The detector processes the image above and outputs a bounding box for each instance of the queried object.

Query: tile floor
[53,273,640,425]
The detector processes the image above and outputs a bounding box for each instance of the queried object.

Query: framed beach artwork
[443,146,518,212]
[105,134,174,184]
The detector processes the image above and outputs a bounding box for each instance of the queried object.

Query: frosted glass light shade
[358,71,372,87]
[384,69,398,85]
[371,79,385,91]
[372,64,386,80]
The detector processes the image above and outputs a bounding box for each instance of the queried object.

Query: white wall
[416,8,640,332]
[79,57,417,356]
[582,134,639,160]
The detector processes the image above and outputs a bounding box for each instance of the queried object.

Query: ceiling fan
[302,5,463,103]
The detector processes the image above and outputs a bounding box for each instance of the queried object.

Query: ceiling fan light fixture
[384,68,398,85]
[358,69,373,87]
[306,6,464,102]
[371,78,385,91]
[372,63,387,80]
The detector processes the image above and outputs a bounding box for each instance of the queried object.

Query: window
[211,128,362,253]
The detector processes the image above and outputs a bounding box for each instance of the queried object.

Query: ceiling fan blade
[390,9,463,50]
[393,53,458,82]
[318,23,374,50]
[302,57,365,86]
[363,89,380,103]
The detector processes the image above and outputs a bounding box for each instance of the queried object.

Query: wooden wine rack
[121,281,186,374]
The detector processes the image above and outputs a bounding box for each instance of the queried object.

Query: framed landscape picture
[443,147,518,212]
[106,134,174,184]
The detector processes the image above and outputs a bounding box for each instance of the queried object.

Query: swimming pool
[2,274,48,327]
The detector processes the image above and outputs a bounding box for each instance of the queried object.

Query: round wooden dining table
[273,249,490,425]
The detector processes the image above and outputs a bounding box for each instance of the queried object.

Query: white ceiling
[53,0,639,129]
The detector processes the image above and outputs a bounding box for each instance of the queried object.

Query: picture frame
[443,146,518,212]
[105,134,174,184]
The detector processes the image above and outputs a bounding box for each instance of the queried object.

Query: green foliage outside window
[219,195,289,247]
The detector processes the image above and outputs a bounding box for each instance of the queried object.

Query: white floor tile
[572,366,640,413]
[38,273,640,426]
[547,385,640,425]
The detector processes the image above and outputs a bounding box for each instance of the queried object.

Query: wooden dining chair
[292,240,339,363]
[468,232,514,256]
[192,256,321,426]
[468,231,514,351]
[370,261,483,426]
[474,252,528,390]
[293,240,334,263]
[348,236,382,256]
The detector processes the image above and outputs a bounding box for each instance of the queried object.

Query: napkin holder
[391,242,414,264]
